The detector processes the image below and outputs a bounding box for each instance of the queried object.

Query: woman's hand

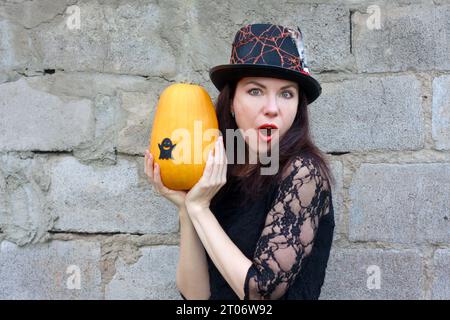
[185,136,227,216]
[144,149,187,210]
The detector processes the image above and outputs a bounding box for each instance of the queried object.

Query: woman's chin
[248,142,274,155]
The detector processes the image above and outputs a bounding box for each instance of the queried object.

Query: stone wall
[0,0,449,299]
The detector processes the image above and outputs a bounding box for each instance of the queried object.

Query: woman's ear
[230,103,236,118]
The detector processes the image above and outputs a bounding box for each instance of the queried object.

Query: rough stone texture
[352,4,450,72]
[432,75,450,150]
[194,1,352,73]
[0,72,9,84]
[320,249,423,300]
[0,18,34,72]
[349,163,450,244]
[329,160,344,240]
[117,90,155,155]
[0,239,102,299]
[24,73,169,158]
[0,154,55,246]
[311,75,424,153]
[0,0,76,29]
[73,94,120,163]
[28,0,179,77]
[0,169,7,232]
[431,249,450,299]
[0,0,448,301]
[0,78,94,152]
[105,245,180,300]
[26,72,155,99]
[48,156,178,234]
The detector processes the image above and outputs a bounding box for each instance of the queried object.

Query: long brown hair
[213,79,335,202]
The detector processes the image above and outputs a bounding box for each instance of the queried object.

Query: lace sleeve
[244,156,330,300]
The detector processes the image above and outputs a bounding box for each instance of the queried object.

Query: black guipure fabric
[180,154,335,300]
[243,156,333,300]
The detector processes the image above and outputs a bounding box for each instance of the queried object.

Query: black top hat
[209,23,322,104]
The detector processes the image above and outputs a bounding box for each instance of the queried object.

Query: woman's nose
[262,95,279,116]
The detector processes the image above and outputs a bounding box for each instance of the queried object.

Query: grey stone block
[117,90,156,156]
[431,249,450,299]
[0,78,94,152]
[0,239,102,299]
[73,94,120,163]
[435,4,450,70]
[193,1,352,79]
[320,248,423,300]
[352,4,450,72]
[48,156,178,234]
[0,170,6,228]
[0,73,8,84]
[26,72,155,100]
[0,154,55,246]
[0,18,34,72]
[349,163,450,244]
[29,1,178,76]
[432,75,450,150]
[25,73,169,157]
[311,75,424,152]
[105,245,180,300]
[329,160,344,240]
[0,0,73,29]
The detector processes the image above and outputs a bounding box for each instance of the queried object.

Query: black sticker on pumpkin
[158,138,176,160]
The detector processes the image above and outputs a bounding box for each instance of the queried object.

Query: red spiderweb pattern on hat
[229,24,311,76]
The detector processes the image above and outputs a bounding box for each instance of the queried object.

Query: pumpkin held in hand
[149,83,220,190]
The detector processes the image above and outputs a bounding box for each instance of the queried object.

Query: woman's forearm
[176,206,211,299]
[187,205,253,300]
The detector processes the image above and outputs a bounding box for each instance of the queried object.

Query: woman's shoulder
[277,154,333,216]
[280,154,329,188]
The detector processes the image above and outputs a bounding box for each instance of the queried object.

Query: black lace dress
[181,155,335,300]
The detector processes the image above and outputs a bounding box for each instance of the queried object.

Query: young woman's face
[231,76,299,154]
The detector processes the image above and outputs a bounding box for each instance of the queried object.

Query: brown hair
[213,79,335,202]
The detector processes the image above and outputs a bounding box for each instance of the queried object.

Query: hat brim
[209,64,322,104]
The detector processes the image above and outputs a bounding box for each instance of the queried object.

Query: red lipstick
[257,123,278,143]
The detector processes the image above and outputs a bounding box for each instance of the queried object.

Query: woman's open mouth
[257,123,278,143]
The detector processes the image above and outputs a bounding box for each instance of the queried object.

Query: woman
[144,23,336,300]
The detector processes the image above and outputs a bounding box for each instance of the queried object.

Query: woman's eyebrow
[244,80,298,90]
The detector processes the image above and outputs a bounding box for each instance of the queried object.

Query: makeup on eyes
[247,87,295,98]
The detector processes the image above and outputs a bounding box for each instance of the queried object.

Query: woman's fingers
[216,136,224,183]
[147,138,226,198]
[201,145,214,183]
[210,137,222,183]
[153,162,170,194]
[145,149,166,194]
[144,150,153,179]
[219,137,227,183]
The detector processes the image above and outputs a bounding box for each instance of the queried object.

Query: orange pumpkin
[149,83,219,190]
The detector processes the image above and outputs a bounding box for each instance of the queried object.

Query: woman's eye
[248,88,261,95]
[282,91,294,98]
[248,88,294,98]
